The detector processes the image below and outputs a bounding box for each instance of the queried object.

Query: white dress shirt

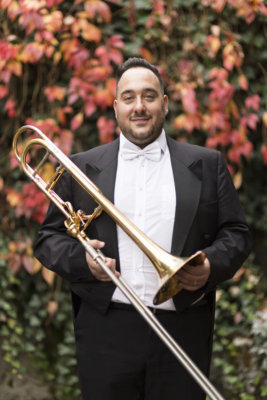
[112,130,176,310]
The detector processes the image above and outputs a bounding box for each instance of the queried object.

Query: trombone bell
[153,251,206,305]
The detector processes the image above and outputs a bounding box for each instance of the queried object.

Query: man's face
[114,67,168,148]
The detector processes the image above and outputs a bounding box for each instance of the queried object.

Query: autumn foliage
[0,0,267,398]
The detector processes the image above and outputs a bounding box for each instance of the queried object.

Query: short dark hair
[116,57,164,94]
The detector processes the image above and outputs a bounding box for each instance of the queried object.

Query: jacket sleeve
[202,151,252,291]
[33,170,96,283]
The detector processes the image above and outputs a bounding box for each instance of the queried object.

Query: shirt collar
[119,130,167,155]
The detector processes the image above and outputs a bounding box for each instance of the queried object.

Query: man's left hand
[176,256,211,291]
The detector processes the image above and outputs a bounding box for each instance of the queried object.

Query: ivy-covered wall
[0,1,266,399]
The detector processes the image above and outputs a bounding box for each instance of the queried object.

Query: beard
[117,105,166,148]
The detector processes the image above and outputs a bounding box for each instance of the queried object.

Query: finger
[87,259,105,279]
[175,269,205,283]
[178,274,206,290]
[85,239,105,270]
[86,252,105,278]
[179,282,202,291]
[89,239,105,249]
[87,254,118,281]
[85,239,105,266]
[175,271,206,290]
[180,264,206,276]
[105,258,120,276]
[95,258,119,281]
[104,258,116,275]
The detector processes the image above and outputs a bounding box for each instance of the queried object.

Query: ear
[113,99,118,119]
[163,95,169,116]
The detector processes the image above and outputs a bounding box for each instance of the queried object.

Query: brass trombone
[13,125,225,400]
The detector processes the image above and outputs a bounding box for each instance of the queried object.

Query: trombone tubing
[14,125,225,400]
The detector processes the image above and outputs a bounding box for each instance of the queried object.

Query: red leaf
[223,41,243,71]
[181,85,199,114]
[209,68,228,81]
[109,48,123,65]
[94,88,114,109]
[245,95,260,111]
[7,60,22,76]
[0,40,19,60]
[12,182,50,223]
[206,0,227,12]
[21,42,45,63]
[208,77,235,107]
[84,0,111,23]
[238,74,248,90]
[95,45,110,66]
[228,141,253,164]
[68,92,79,106]
[44,86,66,102]
[19,10,45,35]
[4,98,15,117]
[97,116,115,143]
[81,21,101,42]
[68,47,90,69]
[95,43,123,66]
[84,99,97,117]
[241,113,259,130]
[70,112,84,131]
[174,114,200,133]
[205,35,221,57]
[22,255,34,274]
[108,35,124,49]
[206,131,231,148]
[46,0,63,7]
[43,10,63,33]
[107,78,116,97]
[6,187,22,207]
[140,47,153,63]
[53,129,74,155]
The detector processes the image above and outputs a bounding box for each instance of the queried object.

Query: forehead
[117,67,161,95]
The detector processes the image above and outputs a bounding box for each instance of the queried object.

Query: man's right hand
[85,239,119,281]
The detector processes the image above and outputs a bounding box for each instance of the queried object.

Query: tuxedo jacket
[34,135,252,316]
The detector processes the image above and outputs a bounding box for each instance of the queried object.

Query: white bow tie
[121,141,162,162]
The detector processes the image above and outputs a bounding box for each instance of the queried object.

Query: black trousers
[74,301,212,400]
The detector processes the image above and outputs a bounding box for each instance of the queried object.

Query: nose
[134,96,146,113]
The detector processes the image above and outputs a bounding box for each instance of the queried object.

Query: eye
[123,95,134,103]
[143,91,157,101]
[145,95,154,100]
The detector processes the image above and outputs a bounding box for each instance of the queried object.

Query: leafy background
[0,0,267,399]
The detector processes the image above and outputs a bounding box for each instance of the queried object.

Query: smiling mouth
[131,117,151,123]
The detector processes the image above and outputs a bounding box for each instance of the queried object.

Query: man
[34,57,252,400]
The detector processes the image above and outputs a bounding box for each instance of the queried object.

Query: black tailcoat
[34,135,251,380]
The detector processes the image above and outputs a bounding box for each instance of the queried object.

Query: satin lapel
[167,138,202,256]
[85,139,120,265]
